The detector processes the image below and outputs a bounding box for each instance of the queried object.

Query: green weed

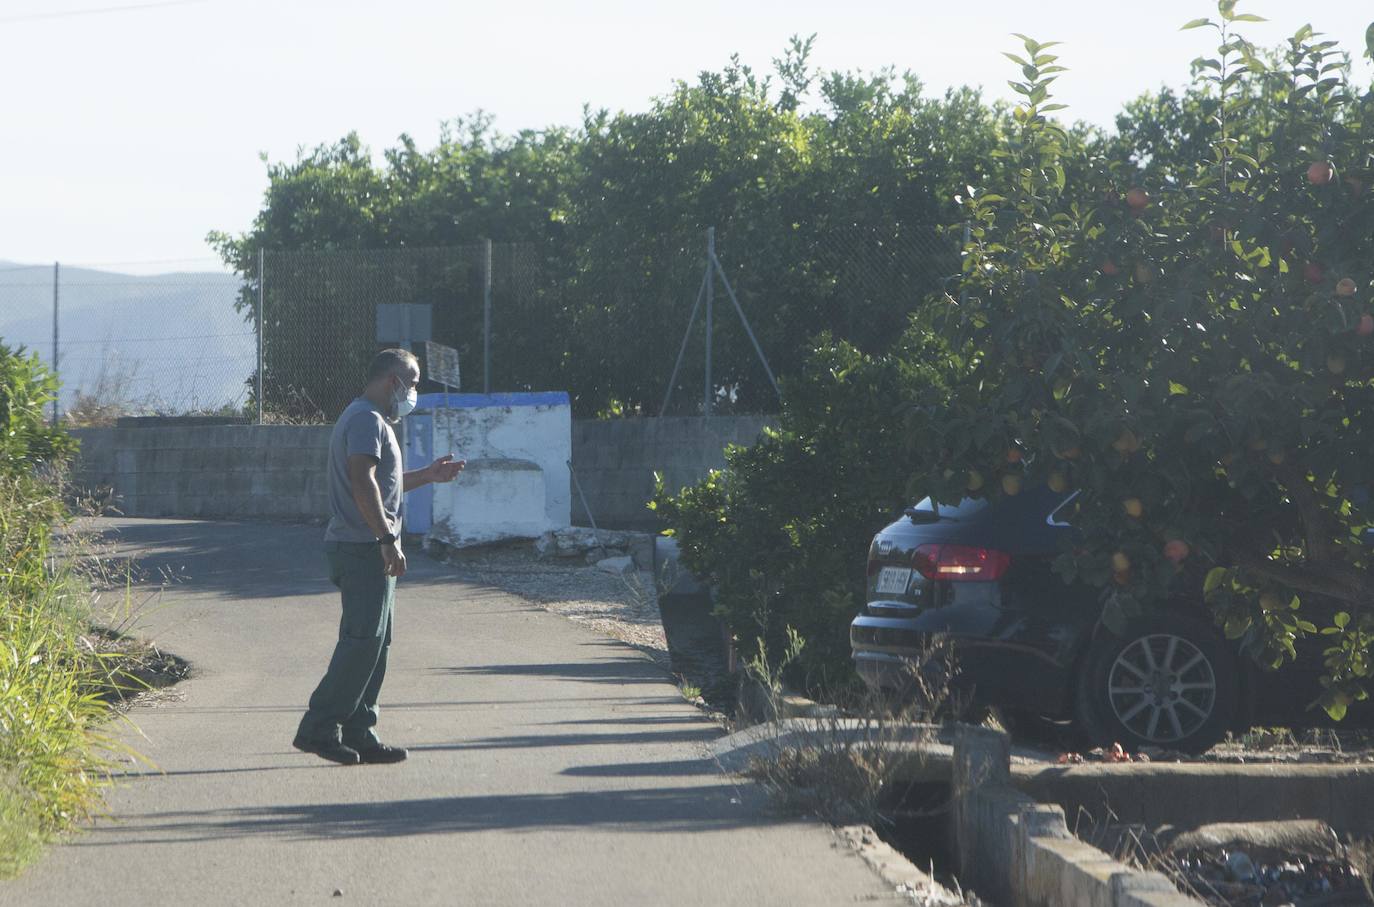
[0,475,129,878]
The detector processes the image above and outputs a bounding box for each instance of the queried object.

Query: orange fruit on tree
[1125,187,1150,210]
[1307,160,1335,185]
[1112,429,1142,454]
[1122,498,1144,518]
[1163,540,1190,564]
[1336,278,1357,298]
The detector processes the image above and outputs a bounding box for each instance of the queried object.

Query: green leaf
[1225,613,1252,639]
[1335,611,1351,629]
[1230,13,1266,22]
[1325,699,1349,721]
[1181,17,1213,30]
[1002,52,1030,66]
[1366,22,1374,61]
[1204,567,1229,594]
[1102,596,1128,634]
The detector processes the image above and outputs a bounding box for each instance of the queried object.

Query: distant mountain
[0,261,252,414]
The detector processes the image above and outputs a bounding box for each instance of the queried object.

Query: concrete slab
[0,519,897,907]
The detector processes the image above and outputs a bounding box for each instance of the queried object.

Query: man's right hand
[381,539,407,578]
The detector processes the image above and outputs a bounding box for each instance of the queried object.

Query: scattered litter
[1168,848,1365,905]
[1056,742,1149,764]
[1141,821,1372,906]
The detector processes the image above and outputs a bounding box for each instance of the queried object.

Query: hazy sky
[0,0,1369,273]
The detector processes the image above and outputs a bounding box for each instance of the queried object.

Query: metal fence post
[704,228,714,418]
[483,238,493,394]
[51,262,59,426]
[256,247,265,425]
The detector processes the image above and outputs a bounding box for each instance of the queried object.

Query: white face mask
[392,375,418,419]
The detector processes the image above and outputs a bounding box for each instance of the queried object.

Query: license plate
[875,567,913,595]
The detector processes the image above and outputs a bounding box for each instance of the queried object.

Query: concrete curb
[1012,761,1374,838]
[951,726,1201,907]
[835,825,966,905]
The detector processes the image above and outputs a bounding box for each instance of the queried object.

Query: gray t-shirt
[323,397,403,542]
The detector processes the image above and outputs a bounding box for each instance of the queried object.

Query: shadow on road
[80,786,764,846]
[412,726,720,751]
[76,519,475,600]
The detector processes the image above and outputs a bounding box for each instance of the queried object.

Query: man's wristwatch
[377,532,398,546]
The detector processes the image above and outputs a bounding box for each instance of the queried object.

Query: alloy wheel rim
[1106,634,1217,744]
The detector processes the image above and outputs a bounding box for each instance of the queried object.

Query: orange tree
[910,7,1374,718]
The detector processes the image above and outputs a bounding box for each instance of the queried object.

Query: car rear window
[906,498,990,521]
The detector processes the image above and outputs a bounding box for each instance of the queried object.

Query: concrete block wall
[951,726,1200,907]
[570,415,774,529]
[69,414,773,527]
[70,425,332,520]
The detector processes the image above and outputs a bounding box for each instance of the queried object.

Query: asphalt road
[1,519,897,906]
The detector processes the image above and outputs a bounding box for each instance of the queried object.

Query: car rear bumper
[850,614,945,691]
[850,612,1076,716]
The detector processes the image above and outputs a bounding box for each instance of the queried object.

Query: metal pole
[659,268,710,418]
[567,460,601,536]
[51,262,59,426]
[710,250,781,402]
[483,239,493,394]
[256,248,265,425]
[703,228,714,418]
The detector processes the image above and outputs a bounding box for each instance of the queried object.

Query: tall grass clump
[1,343,117,878]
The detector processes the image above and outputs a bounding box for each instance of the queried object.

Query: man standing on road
[293,348,465,766]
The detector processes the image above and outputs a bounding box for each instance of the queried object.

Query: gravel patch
[434,544,669,665]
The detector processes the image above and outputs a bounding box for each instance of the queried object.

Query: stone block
[1040,838,1119,907]
[595,556,634,574]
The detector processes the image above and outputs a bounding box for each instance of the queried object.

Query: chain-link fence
[0,260,252,424]
[252,222,960,421]
[0,223,960,425]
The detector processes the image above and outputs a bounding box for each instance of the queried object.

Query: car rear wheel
[1074,616,1236,754]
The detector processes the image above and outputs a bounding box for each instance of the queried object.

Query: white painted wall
[431,458,548,546]
[427,394,572,547]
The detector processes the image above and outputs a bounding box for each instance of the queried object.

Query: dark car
[850,487,1370,753]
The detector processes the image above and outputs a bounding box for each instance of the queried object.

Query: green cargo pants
[295,541,396,749]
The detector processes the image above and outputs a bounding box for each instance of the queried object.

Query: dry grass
[1351,838,1374,902]
[739,631,964,828]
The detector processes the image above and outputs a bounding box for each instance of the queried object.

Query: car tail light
[912,544,1011,582]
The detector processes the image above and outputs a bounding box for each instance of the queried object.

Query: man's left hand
[426,454,466,484]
